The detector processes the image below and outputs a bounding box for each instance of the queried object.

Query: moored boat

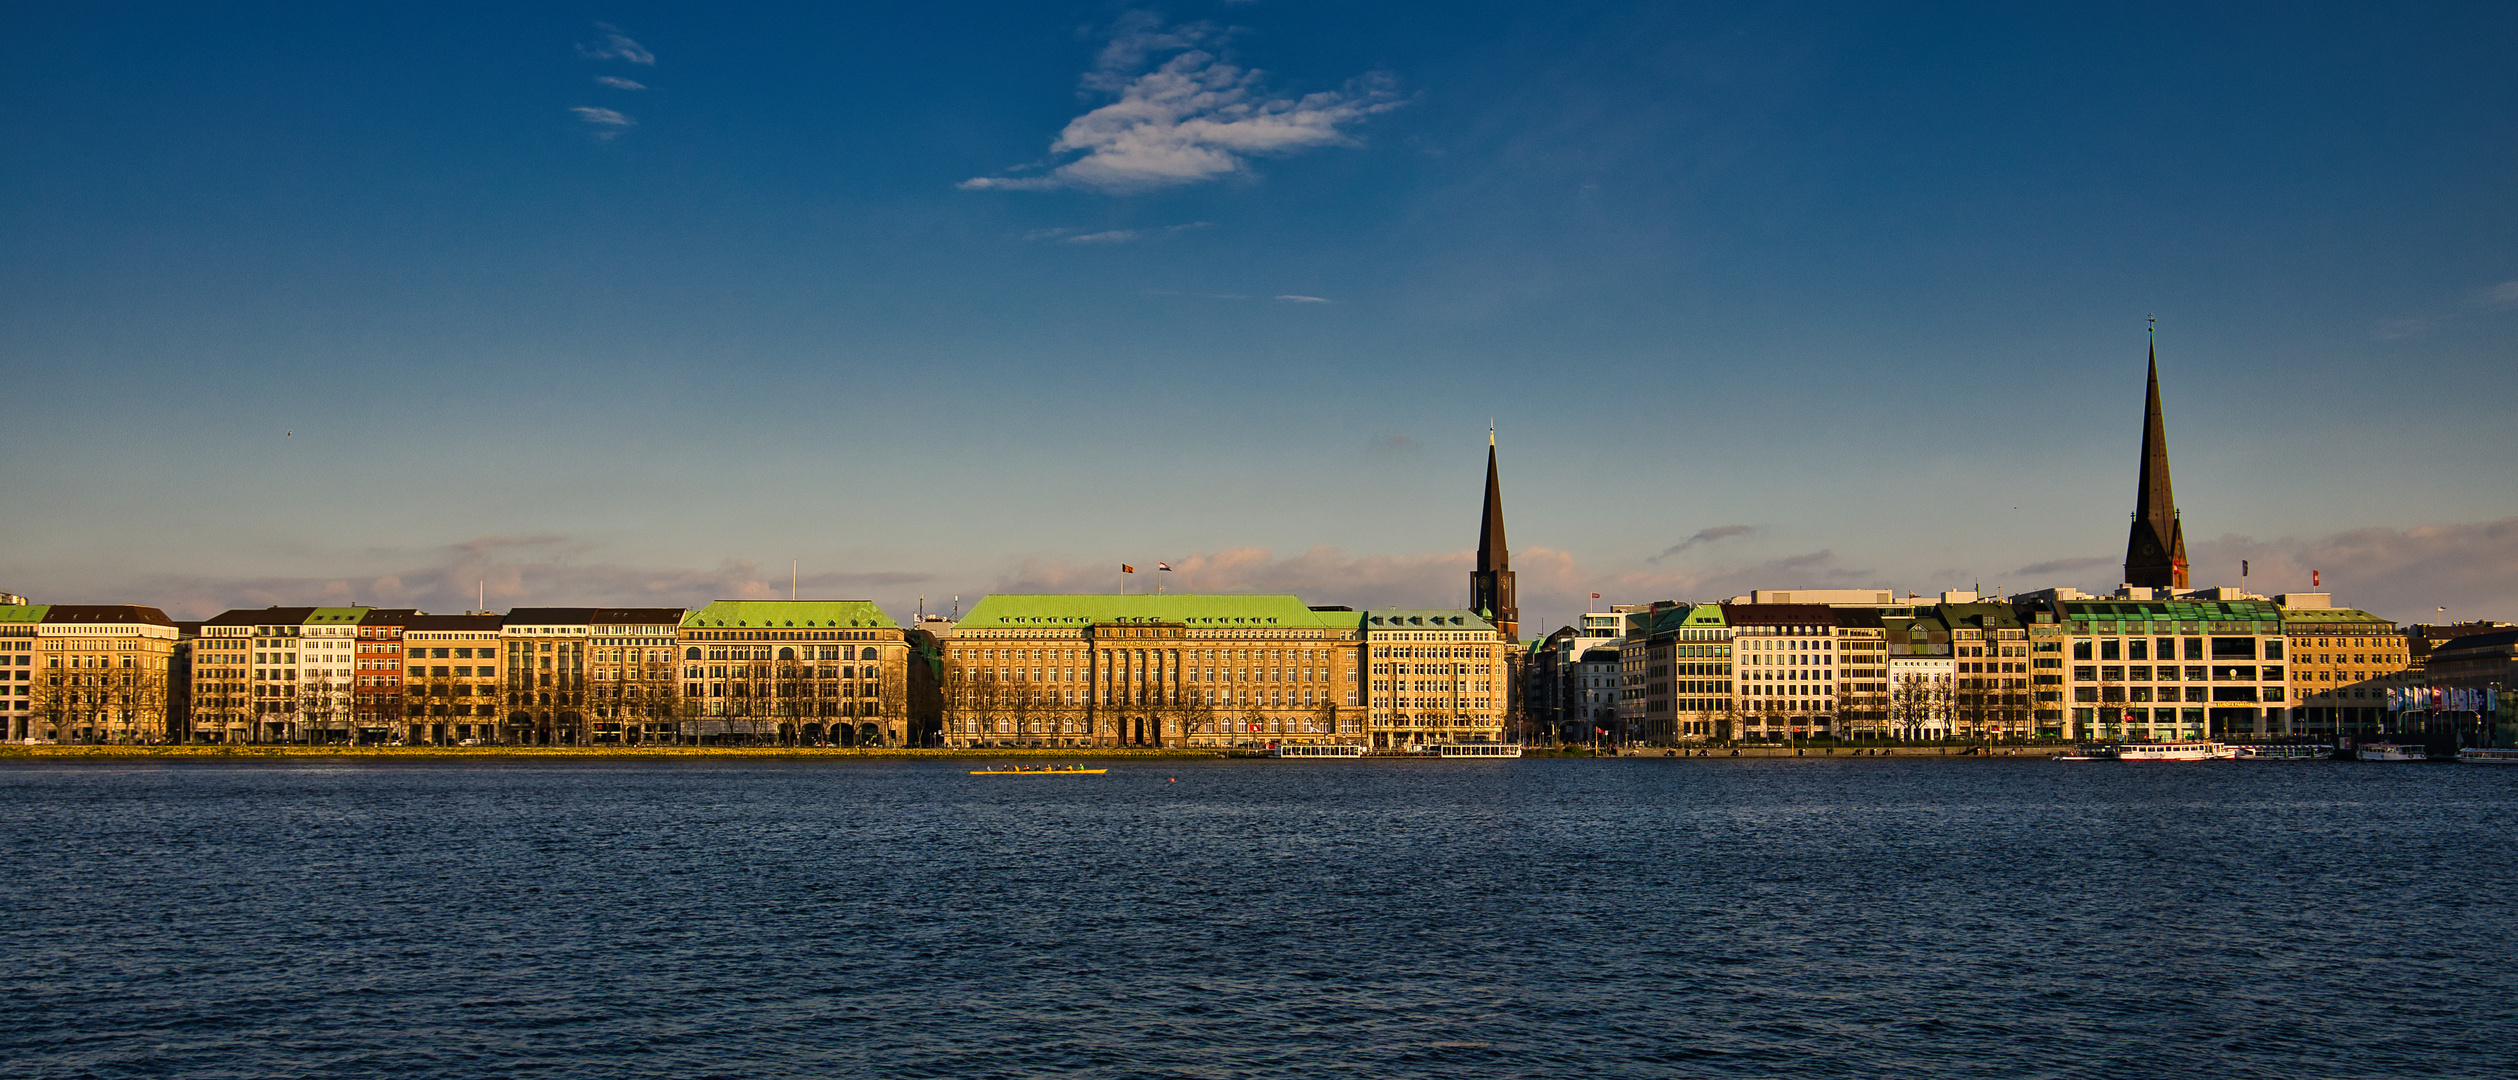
[2225,743,2332,760]
[1272,744,1366,758]
[2354,743,2429,762]
[2456,747,2518,764]
[968,764,1108,775]
[2111,740,2233,761]
[1433,742,1523,759]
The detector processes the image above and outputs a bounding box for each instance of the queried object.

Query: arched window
[778,647,796,661]
[860,647,878,661]
[685,647,702,661]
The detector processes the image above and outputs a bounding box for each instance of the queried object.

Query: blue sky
[6,2,2516,627]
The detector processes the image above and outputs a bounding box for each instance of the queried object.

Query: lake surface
[4,756,2514,1078]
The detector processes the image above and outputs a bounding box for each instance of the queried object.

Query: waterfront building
[197,606,327,743]
[1570,643,1623,744]
[2023,595,2287,741]
[354,609,416,739]
[1616,603,1731,743]
[1883,612,1955,740]
[943,594,1360,749]
[583,608,684,744]
[501,608,597,744]
[1,604,37,739]
[1365,608,1509,748]
[1527,608,1642,743]
[291,607,368,743]
[188,609,257,742]
[2420,628,2518,747]
[401,613,504,744]
[2026,611,2069,737]
[677,600,905,746]
[2123,341,2191,590]
[2275,594,2406,738]
[1933,601,2030,740]
[1833,609,1890,738]
[1723,603,1841,739]
[25,604,181,743]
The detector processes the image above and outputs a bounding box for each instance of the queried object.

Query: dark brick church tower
[2124,339,2189,590]
[1469,428,1520,642]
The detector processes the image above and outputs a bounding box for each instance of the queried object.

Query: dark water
[4,757,2515,1079]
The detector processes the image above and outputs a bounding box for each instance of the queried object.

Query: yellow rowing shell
[968,767,1108,775]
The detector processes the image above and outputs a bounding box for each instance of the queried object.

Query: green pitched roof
[681,600,899,630]
[0,605,48,624]
[305,606,369,624]
[958,594,1353,630]
[2278,608,2396,628]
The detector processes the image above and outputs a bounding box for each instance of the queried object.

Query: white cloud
[1274,294,1330,303]
[2488,281,2518,307]
[570,106,636,140]
[580,24,655,65]
[595,75,647,90]
[961,17,1402,193]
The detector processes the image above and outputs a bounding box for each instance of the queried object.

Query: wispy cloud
[1275,294,1330,303]
[579,24,655,65]
[111,535,934,621]
[2013,555,2114,576]
[1650,524,1758,562]
[2005,519,2518,621]
[594,75,647,90]
[2375,279,2518,339]
[960,14,1402,193]
[1023,221,1210,245]
[570,106,636,140]
[973,543,1876,638]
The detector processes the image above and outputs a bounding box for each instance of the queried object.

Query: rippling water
[4,757,2514,1078]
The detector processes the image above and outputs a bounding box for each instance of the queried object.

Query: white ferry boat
[2458,747,2518,764]
[2226,744,2332,761]
[2111,740,2234,761]
[1434,742,1524,759]
[1271,744,1367,759]
[2356,743,2429,762]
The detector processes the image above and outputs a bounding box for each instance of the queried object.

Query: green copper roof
[681,600,899,630]
[958,594,1352,630]
[305,606,369,624]
[2055,598,2283,626]
[2279,608,2396,628]
[0,605,48,624]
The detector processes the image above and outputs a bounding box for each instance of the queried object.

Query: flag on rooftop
[1121,564,1134,573]
[1157,562,1173,571]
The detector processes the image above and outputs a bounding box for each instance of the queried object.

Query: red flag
[1590,593,1601,599]
[1157,562,1173,571]
[2312,570,2320,587]
[1121,564,1135,573]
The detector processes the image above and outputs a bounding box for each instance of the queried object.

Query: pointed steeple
[2124,337,2189,589]
[1470,427,1518,641]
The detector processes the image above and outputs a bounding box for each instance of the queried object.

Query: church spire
[1471,428,1518,641]
[2124,330,2189,589]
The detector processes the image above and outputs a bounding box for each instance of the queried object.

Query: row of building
[10,344,2513,749]
[1526,586,2513,747]
[0,591,1522,750]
